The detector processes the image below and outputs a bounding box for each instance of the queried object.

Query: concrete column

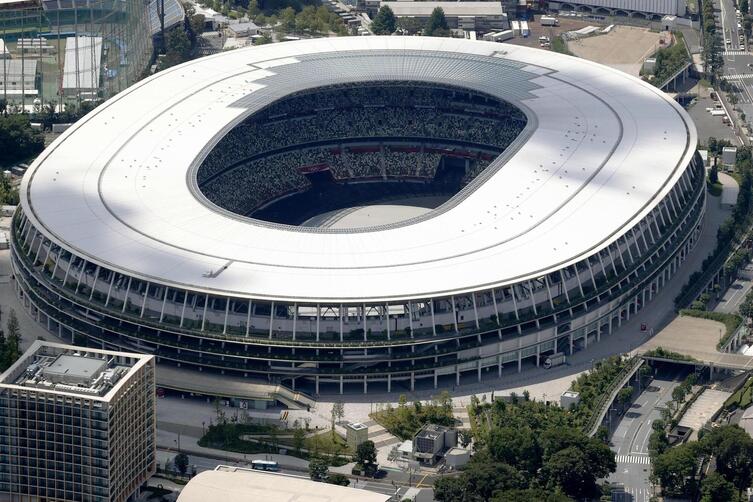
[340,376,343,395]
[269,301,274,339]
[246,300,252,337]
[140,282,150,318]
[200,294,209,331]
[121,277,132,313]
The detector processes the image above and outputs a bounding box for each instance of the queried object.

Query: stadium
[11,37,704,399]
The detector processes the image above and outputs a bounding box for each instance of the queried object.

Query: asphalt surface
[718,0,753,142]
[608,369,686,502]
[714,264,753,314]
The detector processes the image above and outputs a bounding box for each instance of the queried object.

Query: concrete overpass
[635,315,753,373]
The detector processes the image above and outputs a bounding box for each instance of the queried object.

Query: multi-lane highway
[608,369,686,502]
[719,0,753,124]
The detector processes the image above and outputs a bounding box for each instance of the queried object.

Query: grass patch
[725,377,753,410]
[370,392,455,440]
[276,430,353,456]
[551,36,574,56]
[643,346,698,362]
[678,309,742,349]
[198,423,350,466]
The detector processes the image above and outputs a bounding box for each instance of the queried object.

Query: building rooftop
[415,423,450,441]
[21,37,696,303]
[347,422,368,431]
[381,1,505,16]
[0,341,153,401]
[176,465,390,502]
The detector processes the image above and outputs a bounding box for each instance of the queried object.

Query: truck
[483,30,513,42]
[520,20,530,37]
[540,15,559,26]
[510,20,520,36]
[543,352,566,369]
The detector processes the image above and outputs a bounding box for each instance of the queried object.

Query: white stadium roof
[22,37,696,303]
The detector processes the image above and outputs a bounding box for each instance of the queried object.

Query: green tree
[648,420,669,458]
[542,447,598,499]
[433,476,465,501]
[355,440,377,467]
[492,488,572,502]
[330,402,344,438]
[458,428,472,448]
[424,7,449,37]
[174,452,189,476]
[397,16,424,34]
[309,457,328,481]
[190,13,206,36]
[371,5,396,34]
[326,473,349,486]
[672,385,687,407]
[2,309,21,371]
[165,27,192,66]
[702,425,753,499]
[488,426,541,475]
[616,387,633,407]
[742,0,749,15]
[293,427,306,454]
[709,163,719,184]
[701,472,736,502]
[0,115,45,166]
[651,442,699,498]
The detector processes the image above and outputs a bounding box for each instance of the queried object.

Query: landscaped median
[197,422,352,466]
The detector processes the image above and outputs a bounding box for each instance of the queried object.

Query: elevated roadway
[636,315,753,371]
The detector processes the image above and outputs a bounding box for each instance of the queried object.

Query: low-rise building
[722,146,737,168]
[379,1,508,33]
[227,21,260,37]
[412,424,457,465]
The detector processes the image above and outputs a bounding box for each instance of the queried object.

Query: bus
[251,460,280,472]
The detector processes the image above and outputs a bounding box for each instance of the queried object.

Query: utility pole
[160,0,166,54]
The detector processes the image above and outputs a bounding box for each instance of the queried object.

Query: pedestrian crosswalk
[721,73,753,79]
[723,50,750,55]
[616,454,651,465]
[612,487,651,502]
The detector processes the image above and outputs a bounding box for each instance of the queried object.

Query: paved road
[714,265,753,314]
[717,0,753,142]
[608,369,686,502]
[719,0,741,51]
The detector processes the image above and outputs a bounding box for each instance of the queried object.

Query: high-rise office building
[0,341,156,502]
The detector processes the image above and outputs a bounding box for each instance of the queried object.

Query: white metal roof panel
[22,37,696,302]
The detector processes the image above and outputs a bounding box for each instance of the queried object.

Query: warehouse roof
[381,1,505,16]
[177,467,390,502]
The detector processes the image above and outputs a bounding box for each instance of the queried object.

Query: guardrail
[658,61,693,90]
[584,357,644,437]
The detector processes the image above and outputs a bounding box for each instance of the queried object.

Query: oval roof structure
[22,37,696,303]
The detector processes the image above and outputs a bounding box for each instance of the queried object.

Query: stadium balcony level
[11,157,705,386]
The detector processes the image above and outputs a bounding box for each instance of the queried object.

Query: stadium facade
[11,38,704,397]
